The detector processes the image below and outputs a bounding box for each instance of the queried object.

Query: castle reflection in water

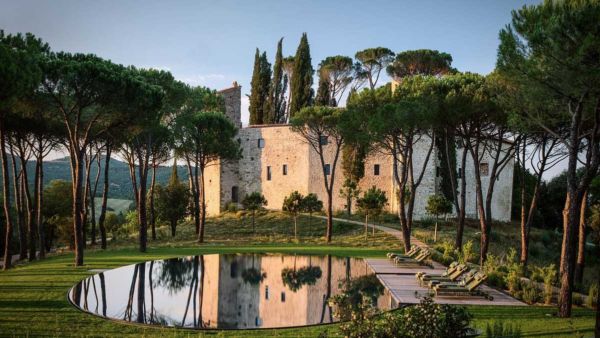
[69,254,396,329]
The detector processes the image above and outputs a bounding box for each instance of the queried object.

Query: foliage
[289,33,313,117]
[281,265,322,292]
[457,240,474,265]
[249,49,271,125]
[521,282,541,305]
[485,321,522,338]
[103,212,124,241]
[532,264,557,305]
[504,248,524,295]
[586,284,598,309]
[386,49,453,80]
[301,193,323,214]
[242,192,267,212]
[266,38,287,124]
[425,194,452,219]
[356,186,388,220]
[354,47,395,89]
[241,267,266,285]
[282,191,304,215]
[329,274,384,321]
[154,164,189,237]
[317,55,355,106]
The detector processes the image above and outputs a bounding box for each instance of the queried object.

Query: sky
[3,0,564,176]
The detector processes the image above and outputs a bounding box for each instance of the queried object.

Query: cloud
[181,73,226,86]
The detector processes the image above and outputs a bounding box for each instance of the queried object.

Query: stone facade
[205,84,514,222]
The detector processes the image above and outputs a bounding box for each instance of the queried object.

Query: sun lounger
[425,268,477,288]
[393,249,431,266]
[387,245,420,259]
[416,263,469,287]
[432,272,492,300]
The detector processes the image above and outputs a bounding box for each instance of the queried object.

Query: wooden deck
[366,258,525,306]
[322,216,525,307]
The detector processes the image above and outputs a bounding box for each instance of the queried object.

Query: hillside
[7,156,190,200]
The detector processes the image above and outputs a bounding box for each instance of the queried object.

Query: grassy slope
[0,212,596,337]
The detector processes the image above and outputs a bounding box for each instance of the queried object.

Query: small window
[258,138,265,148]
[230,262,238,278]
[458,167,463,179]
[282,164,288,175]
[374,164,380,176]
[281,292,286,302]
[479,162,489,177]
[267,166,272,181]
[319,135,328,145]
[436,167,441,178]
[231,186,239,203]
[324,164,331,175]
[265,286,269,300]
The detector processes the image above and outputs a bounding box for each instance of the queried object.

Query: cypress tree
[267,38,287,124]
[289,33,313,117]
[249,49,271,125]
[249,49,263,125]
[315,68,331,106]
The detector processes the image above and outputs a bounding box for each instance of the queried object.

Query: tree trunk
[136,157,148,253]
[294,215,297,239]
[136,262,146,323]
[1,120,15,270]
[574,192,588,285]
[596,277,600,338]
[9,149,27,261]
[36,150,45,259]
[70,151,85,267]
[346,195,351,216]
[82,153,93,249]
[364,213,368,239]
[197,166,206,243]
[519,143,528,264]
[90,153,101,246]
[149,163,157,240]
[18,155,36,262]
[171,218,176,237]
[444,130,459,213]
[326,191,333,243]
[456,147,468,250]
[98,145,111,250]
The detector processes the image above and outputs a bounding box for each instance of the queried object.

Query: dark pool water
[68,254,395,329]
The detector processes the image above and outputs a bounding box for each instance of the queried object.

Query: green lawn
[0,212,596,337]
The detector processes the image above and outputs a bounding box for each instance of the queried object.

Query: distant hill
[5,156,189,200]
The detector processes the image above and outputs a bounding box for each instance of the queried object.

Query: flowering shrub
[331,296,473,338]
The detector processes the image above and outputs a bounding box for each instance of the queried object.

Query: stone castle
[204,82,514,222]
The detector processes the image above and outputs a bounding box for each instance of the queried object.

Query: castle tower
[218,81,242,129]
[204,82,243,215]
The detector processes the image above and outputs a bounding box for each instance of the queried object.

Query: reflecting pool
[68,254,396,330]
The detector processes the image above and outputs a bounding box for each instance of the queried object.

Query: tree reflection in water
[69,254,391,329]
[154,258,194,294]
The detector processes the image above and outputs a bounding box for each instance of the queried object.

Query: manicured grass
[0,212,596,337]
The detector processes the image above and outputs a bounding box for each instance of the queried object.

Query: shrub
[487,271,507,289]
[573,292,583,306]
[433,241,456,266]
[587,284,598,309]
[504,248,523,295]
[457,240,474,264]
[225,201,238,212]
[485,321,522,338]
[331,296,473,338]
[532,264,557,305]
[521,282,540,305]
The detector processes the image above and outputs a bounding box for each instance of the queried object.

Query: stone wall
[205,82,514,222]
